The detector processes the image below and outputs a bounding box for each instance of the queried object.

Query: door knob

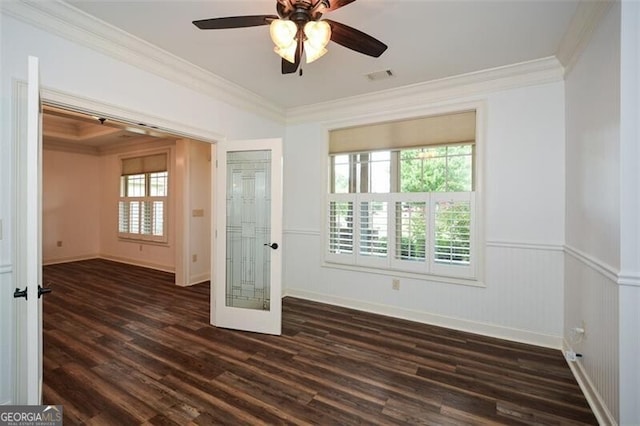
[264,243,279,250]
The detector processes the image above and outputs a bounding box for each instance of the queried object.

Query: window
[326,111,477,280]
[118,153,169,242]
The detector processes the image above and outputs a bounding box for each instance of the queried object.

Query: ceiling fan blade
[325,19,387,58]
[193,15,278,30]
[282,37,303,74]
[281,57,298,74]
[325,0,356,12]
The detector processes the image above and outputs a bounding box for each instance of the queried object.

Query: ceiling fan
[193,0,387,75]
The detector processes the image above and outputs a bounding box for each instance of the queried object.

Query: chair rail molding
[564,244,620,285]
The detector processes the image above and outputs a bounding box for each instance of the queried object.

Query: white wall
[42,149,101,264]
[618,2,640,424]
[283,80,566,347]
[564,3,623,424]
[565,9,620,270]
[0,13,284,405]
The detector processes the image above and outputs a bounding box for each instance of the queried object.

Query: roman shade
[121,153,168,176]
[329,110,476,154]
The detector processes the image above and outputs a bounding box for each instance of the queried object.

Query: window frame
[118,150,170,244]
[321,104,485,286]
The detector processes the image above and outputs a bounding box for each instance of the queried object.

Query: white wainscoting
[564,246,619,425]
[283,229,564,349]
[0,264,15,406]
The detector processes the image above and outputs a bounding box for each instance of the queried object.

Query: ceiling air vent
[366,69,394,81]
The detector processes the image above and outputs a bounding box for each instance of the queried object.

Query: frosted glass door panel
[225,150,272,311]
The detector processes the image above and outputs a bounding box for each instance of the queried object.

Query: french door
[212,139,283,335]
[14,56,45,404]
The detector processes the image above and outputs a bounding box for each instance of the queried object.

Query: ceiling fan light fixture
[274,44,297,63]
[304,21,331,49]
[194,1,387,75]
[303,21,331,63]
[269,19,297,48]
[304,42,327,63]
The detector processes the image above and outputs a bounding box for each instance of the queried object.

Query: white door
[212,139,282,335]
[14,56,45,404]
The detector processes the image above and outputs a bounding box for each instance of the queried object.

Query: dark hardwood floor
[42,259,597,425]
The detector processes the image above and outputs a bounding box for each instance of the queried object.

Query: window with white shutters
[118,153,169,243]
[326,110,477,280]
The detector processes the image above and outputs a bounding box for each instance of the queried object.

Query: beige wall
[43,150,101,263]
[188,141,212,284]
[43,141,184,273]
[98,143,176,272]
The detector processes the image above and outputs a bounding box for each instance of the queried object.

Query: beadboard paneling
[283,231,564,348]
[0,265,14,406]
[564,249,618,424]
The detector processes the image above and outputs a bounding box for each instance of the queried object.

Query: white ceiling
[66,0,579,109]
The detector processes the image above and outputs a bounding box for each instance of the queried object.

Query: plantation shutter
[329,110,476,154]
[119,153,169,243]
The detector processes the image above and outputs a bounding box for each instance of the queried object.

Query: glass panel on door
[225,150,272,311]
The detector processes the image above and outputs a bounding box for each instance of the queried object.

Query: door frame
[12,84,224,401]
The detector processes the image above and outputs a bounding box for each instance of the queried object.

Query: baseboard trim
[284,288,562,349]
[186,272,210,287]
[42,254,175,274]
[563,340,617,426]
[42,254,174,274]
[0,399,12,406]
[99,254,175,274]
[43,254,99,266]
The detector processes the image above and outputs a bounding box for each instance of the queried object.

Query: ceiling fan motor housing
[278,0,324,24]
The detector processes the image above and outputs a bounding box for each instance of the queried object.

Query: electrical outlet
[192,254,198,262]
[392,279,400,291]
[56,241,63,247]
[565,350,583,362]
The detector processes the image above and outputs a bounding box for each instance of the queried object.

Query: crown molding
[1,0,286,124]
[286,56,565,124]
[556,0,614,76]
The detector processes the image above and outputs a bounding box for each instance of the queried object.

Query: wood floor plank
[42,259,598,425]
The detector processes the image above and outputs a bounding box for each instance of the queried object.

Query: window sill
[321,261,485,288]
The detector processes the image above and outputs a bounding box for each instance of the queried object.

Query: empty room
[1,0,638,425]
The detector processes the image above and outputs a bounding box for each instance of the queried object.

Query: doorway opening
[41,103,215,287]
